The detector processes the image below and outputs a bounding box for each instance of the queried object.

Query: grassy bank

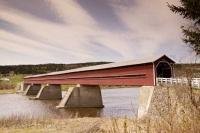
[0,114,199,133]
[0,117,160,133]
[0,74,24,94]
[0,117,105,133]
[0,89,16,94]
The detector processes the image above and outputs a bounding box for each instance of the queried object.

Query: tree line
[0,62,110,75]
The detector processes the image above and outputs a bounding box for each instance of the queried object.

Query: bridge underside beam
[57,85,103,108]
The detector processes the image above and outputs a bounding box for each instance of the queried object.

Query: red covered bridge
[24,55,175,86]
[22,55,175,117]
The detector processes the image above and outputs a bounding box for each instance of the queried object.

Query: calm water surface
[0,87,139,118]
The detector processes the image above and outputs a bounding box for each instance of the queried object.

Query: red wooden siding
[24,63,154,86]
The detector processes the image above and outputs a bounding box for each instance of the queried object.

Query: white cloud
[109,0,196,61]
[0,0,197,65]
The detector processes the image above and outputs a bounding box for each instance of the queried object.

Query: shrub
[0,81,15,90]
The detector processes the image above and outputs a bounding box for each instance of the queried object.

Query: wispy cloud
[0,0,65,24]
[0,0,197,65]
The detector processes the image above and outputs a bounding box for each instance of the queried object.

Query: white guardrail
[157,78,200,88]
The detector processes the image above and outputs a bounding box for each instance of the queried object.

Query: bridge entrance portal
[156,62,172,78]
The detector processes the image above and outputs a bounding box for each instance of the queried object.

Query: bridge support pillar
[57,85,103,108]
[15,82,28,92]
[138,86,154,118]
[22,83,30,91]
[24,84,41,96]
[35,84,62,100]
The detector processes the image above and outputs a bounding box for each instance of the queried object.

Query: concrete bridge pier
[57,84,103,108]
[15,82,28,92]
[22,83,30,91]
[24,84,41,96]
[138,86,154,118]
[35,84,62,100]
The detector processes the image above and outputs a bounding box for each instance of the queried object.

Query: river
[0,87,139,119]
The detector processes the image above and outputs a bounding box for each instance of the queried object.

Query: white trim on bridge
[157,78,200,88]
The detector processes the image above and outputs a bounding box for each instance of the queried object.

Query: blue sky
[0,0,198,65]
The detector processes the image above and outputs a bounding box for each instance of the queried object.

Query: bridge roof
[25,55,175,78]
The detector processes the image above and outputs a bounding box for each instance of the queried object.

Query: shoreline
[0,89,16,94]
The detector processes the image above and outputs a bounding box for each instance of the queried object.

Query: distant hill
[0,62,111,75]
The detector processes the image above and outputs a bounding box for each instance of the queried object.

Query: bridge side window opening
[156,61,172,78]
